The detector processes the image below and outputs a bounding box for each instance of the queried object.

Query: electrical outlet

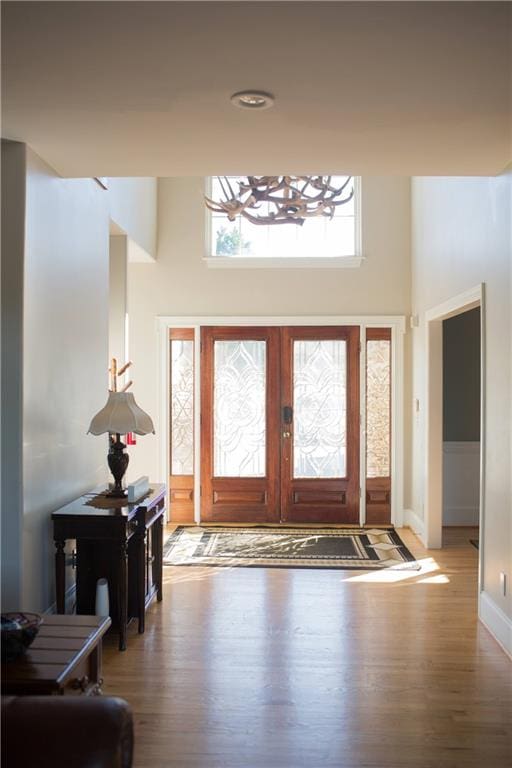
[499,572,507,596]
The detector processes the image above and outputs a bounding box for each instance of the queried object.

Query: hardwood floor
[103,527,512,768]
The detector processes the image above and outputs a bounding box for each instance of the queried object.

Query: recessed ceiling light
[230,90,275,110]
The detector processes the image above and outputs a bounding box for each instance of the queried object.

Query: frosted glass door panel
[293,340,346,478]
[214,340,266,477]
[366,339,391,478]
[170,339,194,475]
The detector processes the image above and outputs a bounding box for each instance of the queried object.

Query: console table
[2,614,111,696]
[52,484,166,651]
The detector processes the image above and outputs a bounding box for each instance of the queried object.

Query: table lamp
[87,391,155,498]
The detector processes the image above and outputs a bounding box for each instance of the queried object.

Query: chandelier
[205,176,354,226]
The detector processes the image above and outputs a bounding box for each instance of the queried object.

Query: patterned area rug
[163,526,420,570]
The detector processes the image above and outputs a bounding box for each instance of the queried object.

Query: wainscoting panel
[442,441,480,525]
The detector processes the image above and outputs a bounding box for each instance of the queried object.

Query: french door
[200,326,360,524]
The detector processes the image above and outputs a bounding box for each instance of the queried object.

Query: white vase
[95,578,110,616]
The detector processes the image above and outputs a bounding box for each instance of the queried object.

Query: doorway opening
[166,319,402,527]
[200,325,360,524]
[442,308,481,549]
[424,284,484,568]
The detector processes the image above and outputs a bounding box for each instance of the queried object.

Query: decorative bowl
[1,612,43,662]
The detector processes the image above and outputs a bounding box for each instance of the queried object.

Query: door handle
[283,406,293,424]
[282,431,291,439]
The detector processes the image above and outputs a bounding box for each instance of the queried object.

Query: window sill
[203,256,365,269]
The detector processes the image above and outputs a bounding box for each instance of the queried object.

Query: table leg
[155,515,163,602]
[54,539,66,613]
[89,643,104,695]
[137,529,146,634]
[118,542,128,651]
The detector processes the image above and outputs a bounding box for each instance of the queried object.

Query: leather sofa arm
[1,695,133,768]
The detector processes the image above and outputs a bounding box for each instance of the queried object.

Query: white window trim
[204,177,363,268]
[204,256,365,269]
[157,315,406,527]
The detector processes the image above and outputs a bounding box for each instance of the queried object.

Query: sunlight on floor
[417,574,450,584]
[162,566,231,586]
[339,557,448,584]
[162,556,450,586]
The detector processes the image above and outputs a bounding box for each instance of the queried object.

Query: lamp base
[107,435,130,498]
[105,488,128,499]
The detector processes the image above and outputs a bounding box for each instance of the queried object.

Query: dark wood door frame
[365,327,392,524]
[280,326,360,524]
[169,328,195,523]
[200,326,281,523]
[200,325,361,524]
[164,316,403,527]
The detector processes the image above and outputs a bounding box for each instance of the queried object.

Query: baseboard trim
[443,506,480,526]
[479,591,512,659]
[44,583,76,615]
[403,508,425,540]
[443,441,480,454]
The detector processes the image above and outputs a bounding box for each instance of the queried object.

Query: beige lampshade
[87,391,155,436]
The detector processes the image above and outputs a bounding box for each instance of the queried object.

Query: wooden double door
[200,326,360,524]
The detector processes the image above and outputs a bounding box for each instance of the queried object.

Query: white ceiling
[2,2,511,177]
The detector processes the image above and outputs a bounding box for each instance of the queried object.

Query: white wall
[22,149,111,611]
[0,145,158,612]
[1,141,26,609]
[127,176,412,493]
[108,177,157,260]
[411,174,511,644]
[109,234,128,365]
